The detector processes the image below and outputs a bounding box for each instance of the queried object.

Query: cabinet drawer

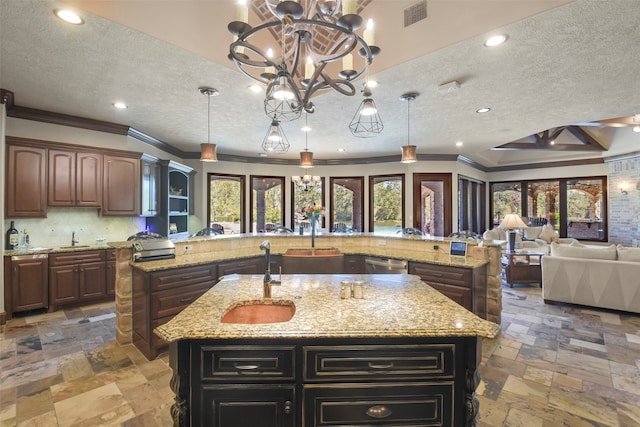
[150,264,217,292]
[200,345,295,381]
[304,345,454,381]
[49,250,105,266]
[409,263,471,287]
[304,382,453,426]
[151,282,212,319]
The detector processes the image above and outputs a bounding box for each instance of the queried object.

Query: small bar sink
[221,300,296,324]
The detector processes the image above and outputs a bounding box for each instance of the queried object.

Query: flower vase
[310,215,316,248]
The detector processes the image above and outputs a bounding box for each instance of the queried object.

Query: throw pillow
[617,245,640,262]
[550,242,617,260]
[537,225,557,243]
[524,226,543,240]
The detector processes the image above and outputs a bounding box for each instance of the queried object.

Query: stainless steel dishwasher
[364,257,408,274]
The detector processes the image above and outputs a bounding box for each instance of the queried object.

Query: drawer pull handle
[179,297,194,303]
[366,405,392,419]
[283,400,292,415]
[233,363,260,371]
[182,275,193,280]
[368,362,394,370]
[428,272,443,277]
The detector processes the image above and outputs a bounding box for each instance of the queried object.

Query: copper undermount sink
[221,300,296,324]
[284,248,341,257]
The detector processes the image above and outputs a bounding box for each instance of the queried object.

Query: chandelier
[292,174,322,191]
[228,0,380,121]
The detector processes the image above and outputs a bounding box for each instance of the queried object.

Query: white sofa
[542,243,640,314]
[483,224,576,253]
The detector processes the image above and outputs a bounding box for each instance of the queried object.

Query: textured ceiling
[1,0,639,167]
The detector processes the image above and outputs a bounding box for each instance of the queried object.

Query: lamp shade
[401,145,417,163]
[499,214,527,230]
[200,143,218,162]
[299,150,314,168]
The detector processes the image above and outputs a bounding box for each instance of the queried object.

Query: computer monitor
[450,241,467,257]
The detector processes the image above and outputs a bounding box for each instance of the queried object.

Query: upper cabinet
[145,160,195,239]
[102,154,141,216]
[140,154,161,217]
[48,149,102,207]
[6,143,47,218]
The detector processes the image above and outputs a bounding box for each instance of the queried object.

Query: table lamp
[500,214,527,252]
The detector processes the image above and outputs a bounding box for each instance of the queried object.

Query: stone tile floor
[1,284,639,426]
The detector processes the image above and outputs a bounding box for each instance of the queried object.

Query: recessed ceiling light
[112,102,128,109]
[301,125,311,132]
[366,80,378,88]
[484,34,507,47]
[633,126,640,133]
[259,153,268,157]
[54,9,84,25]
[476,107,491,113]
[455,141,463,147]
[248,84,262,93]
[337,148,345,152]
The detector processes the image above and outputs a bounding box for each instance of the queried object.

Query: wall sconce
[620,186,628,195]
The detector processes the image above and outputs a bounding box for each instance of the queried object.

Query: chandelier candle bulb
[364,19,375,46]
[343,54,353,72]
[342,0,357,15]
[235,0,248,23]
[305,57,314,80]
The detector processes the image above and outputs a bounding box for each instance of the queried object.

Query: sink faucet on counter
[71,231,79,247]
[259,240,280,298]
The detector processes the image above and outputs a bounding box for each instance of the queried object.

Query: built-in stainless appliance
[132,240,176,262]
[364,257,408,274]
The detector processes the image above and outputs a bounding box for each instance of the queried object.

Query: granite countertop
[154,274,500,343]
[4,244,113,256]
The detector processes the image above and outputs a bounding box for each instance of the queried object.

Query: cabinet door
[6,144,47,217]
[344,255,365,274]
[218,258,263,277]
[198,386,294,427]
[79,261,106,299]
[141,158,160,216]
[49,265,79,305]
[76,152,102,207]
[48,149,76,206]
[102,155,140,216]
[429,282,472,310]
[11,257,48,312]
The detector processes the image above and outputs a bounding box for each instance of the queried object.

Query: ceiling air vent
[404,1,427,27]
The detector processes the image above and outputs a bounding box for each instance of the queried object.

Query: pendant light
[400,91,419,163]
[299,113,314,168]
[349,82,384,138]
[261,116,290,153]
[199,87,219,162]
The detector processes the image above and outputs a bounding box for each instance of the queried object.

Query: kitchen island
[155,273,499,427]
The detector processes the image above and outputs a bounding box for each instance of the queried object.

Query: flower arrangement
[301,204,325,219]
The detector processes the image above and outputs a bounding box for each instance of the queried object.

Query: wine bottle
[6,220,18,250]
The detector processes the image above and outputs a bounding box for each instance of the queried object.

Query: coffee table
[502,250,544,287]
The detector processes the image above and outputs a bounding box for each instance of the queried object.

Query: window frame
[207,173,246,234]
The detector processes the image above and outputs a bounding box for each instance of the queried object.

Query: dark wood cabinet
[344,254,365,274]
[102,155,141,216]
[48,149,102,207]
[172,337,480,427]
[132,263,217,359]
[3,254,49,319]
[409,262,487,319]
[217,257,264,277]
[106,249,116,296]
[49,250,107,311]
[6,143,47,218]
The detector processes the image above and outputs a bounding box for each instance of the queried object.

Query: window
[250,175,285,233]
[291,177,325,232]
[207,173,245,234]
[369,174,404,234]
[458,176,486,233]
[490,176,607,241]
[330,177,364,232]
[412,173,453,236]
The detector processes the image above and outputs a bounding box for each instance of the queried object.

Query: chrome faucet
[71,231,79,247]
[260,240,280,298]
